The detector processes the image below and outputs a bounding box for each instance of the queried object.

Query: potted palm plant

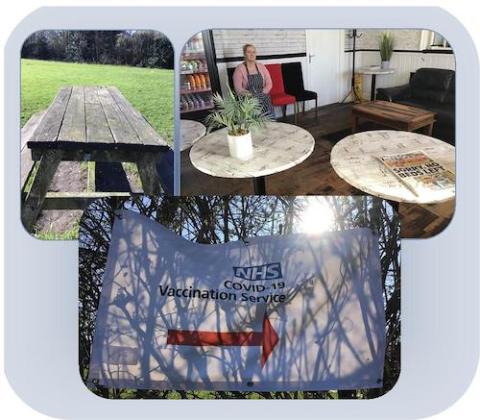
[205,87,272,160]
[379,32,395,69]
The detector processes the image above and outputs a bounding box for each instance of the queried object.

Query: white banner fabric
[88,210,385,391]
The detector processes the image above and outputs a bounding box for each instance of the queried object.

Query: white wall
[345,29,423,50]
[213,29,306,58]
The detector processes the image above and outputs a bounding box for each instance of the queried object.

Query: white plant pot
[381,60,390,70]
[227,131,253,160]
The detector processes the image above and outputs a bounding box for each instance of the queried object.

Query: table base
[253,176,267,195]
[21,149,167,231]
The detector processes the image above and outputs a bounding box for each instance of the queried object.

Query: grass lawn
[21,59,174,144]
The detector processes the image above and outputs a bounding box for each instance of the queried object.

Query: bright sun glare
[298,200,335,234]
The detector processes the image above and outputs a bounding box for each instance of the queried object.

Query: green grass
[21,59,174,144]
[34,220,80,241]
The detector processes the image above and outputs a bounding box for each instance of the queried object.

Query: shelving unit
[180,31,221,122]
[180,32,214,117]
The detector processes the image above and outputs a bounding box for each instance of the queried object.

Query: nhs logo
[233,263,282,281]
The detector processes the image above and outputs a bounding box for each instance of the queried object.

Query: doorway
[305,30,344,107]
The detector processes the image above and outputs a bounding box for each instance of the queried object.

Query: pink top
[232,62,273,95]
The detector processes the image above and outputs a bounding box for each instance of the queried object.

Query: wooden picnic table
[21,86,169,230]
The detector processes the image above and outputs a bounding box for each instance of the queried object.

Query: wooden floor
[181,103,454,238]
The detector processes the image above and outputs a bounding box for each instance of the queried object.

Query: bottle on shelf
[193,74,201,90]
[193,95,201,109]
[188,75,196,90]
[198,74,206,90]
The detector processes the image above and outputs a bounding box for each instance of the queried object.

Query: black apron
[245,63,275,118]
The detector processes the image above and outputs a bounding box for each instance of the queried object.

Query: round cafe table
[330,130,455,205]
[357,66,395,100]
[189,122,315,195]
[180,119,206,151]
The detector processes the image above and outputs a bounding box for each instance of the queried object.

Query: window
[420,30,452,51]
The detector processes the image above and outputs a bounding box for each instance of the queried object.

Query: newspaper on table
[378,150,455,201]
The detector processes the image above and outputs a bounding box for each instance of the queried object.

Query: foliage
[21,59,174,143]
[379,32,395,61]
[205,87,272,136]
[21,30,174,69]
[78,195,400,400]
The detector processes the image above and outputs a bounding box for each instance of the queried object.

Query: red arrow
[167,313,279,367]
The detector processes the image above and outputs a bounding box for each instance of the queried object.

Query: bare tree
[79,195,400,400]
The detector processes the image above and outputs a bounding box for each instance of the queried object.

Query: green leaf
[204,85,273,136]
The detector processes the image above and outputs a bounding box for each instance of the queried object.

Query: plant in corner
[379,32,395,69]
[205,87,272,160]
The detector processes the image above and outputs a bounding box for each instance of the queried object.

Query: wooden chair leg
[315,98,318,120]
[136,152,164,195]
[282,106,286,118]
[21,150,62,232]
[294,103,298,125]
[302,101,305,115]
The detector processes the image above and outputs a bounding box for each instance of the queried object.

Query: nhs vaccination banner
[88,210,385,391]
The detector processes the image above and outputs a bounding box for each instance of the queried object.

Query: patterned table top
[357,66,395,75]
[180,119,206,151]
[330,130,455,204]
[190,122,315,179]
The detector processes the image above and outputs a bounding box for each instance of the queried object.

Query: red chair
[265,63,297,123]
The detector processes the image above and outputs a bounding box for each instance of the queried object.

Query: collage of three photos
[19,28,455,399]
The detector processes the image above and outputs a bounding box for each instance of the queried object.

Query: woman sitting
[232,44,275,118]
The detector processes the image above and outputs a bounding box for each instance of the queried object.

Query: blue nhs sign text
[233,263,282,281]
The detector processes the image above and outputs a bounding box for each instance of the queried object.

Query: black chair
[376,68,455,144]
[281,62,318,119]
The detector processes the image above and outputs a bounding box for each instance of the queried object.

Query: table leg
[21,150,62,232]
[136,152,164,195]
[352,114,359,133]
[426,122,434,136]
[253,176,266,195]
[370,74,377,101]
[387,200,400,215]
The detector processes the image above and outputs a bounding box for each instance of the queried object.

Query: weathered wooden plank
[31,148,146,162]
[107,86,167,147]
[58,86,86,143]
[85,103,114,143]
[87,162,96,192]
[21,111,45,190]
[43,191,133,210]
[28,87,72,145]
[136,152,164,194]
[21,150,63,232]
[96,87,140,145]
[22,111,46,149]
[84,86,100,104]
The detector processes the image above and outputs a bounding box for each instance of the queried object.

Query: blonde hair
[242,44,256,55]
